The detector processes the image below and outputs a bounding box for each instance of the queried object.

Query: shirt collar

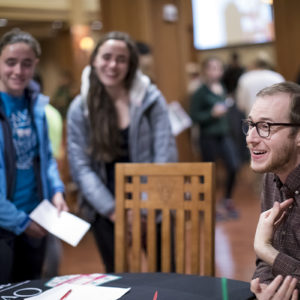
[273,164,300,198]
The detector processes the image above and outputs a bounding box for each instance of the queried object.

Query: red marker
[153,290,158,300]
[60,289,72,300]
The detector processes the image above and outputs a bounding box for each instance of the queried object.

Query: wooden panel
[39,30,77,96]
[100,0,152,43]
[273,0,300,81]
[0,0,69,9]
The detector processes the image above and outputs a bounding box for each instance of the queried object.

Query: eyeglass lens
[242,121,269,137]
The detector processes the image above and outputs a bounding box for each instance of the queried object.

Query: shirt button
[295,190,299,195]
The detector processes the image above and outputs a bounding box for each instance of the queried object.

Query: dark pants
[92,215,115,273]
[200,135,240,199]
[92,214,174,273]
[0,228,47,284]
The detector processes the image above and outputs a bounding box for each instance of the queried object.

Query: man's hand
[52,192,69,215]
[251,275,298,300]
[254,198,293,265]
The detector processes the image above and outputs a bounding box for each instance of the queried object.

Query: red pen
[60,289,72,300]
[153,290,158,300]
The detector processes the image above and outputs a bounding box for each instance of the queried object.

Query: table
[0,273,254,300]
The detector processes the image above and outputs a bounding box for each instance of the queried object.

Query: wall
[273,0,300,81]
[39,31,75,97]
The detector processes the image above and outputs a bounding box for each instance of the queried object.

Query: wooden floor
[58,164,261,283]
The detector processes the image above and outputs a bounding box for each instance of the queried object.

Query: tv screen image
[191,0,274,50]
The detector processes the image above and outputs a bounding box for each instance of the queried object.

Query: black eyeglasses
[241,119,300,138]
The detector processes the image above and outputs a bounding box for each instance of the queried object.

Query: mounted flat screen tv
[191,0,274,50]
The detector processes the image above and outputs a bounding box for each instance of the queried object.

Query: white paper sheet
[29,200,90,247]
[168,101,192,136]
[24,283,131,300]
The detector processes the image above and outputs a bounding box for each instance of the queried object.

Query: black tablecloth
[109,273,254,300]
[0,273,254,300]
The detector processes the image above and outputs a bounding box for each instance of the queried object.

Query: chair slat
[147,209,157,272]
[131,175,141,272]
[162,209,171,272]
[175,209,185,273]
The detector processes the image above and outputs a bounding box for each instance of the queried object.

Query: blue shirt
[0,92,39,213]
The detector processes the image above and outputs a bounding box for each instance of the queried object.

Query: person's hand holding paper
[30,200,90,246]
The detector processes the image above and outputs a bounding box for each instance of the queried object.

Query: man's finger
[266,201,281,223]
[264,275,283,297]
[292,288,298,300]
[250,278,261,293]
[283,277,298,300]
[275,276,293,299]
[279,198,294,210]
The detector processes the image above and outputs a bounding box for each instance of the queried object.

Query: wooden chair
[114,162,215,275]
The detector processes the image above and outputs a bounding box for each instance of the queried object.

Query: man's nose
[246,126,260,144]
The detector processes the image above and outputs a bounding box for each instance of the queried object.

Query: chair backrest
[115,162,215,275]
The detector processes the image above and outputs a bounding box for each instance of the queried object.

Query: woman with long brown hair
[67,31,177,272]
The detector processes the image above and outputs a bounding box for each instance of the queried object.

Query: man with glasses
[243,81,300,299]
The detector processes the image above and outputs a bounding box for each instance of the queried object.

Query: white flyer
[24,283,131,300]
[30,200,90,247]
[168,101,192,136]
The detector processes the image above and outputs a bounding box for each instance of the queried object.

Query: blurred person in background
[222,52,248,164]
[190,56,240,220]
[0,28,68,283]
[222,51,245,99]
[67,31,177,273]
[135,41,156,84]
[236,52,285,117]
[186,61,202,96]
